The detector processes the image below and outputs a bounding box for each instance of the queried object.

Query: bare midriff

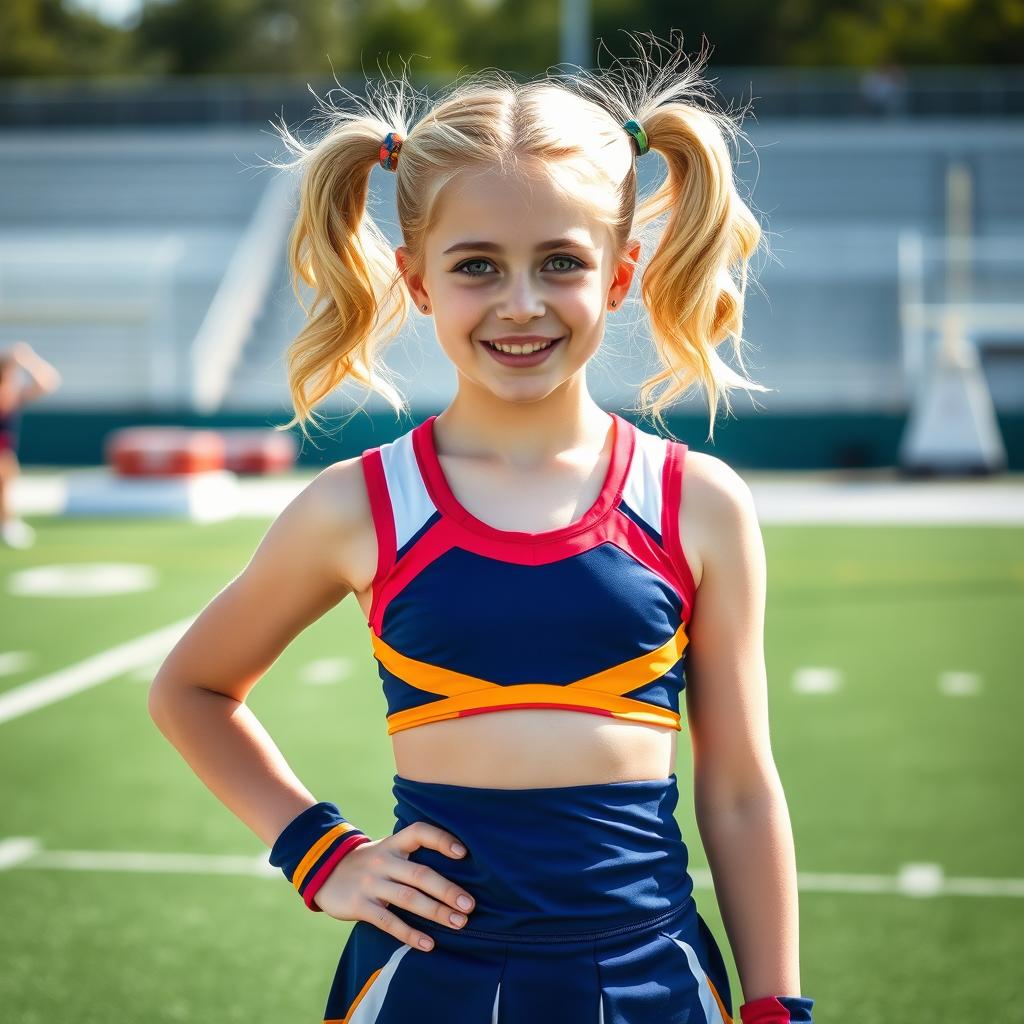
[390,708,679,788]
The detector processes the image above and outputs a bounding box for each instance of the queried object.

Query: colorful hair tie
[379,130,403,171]
[622,118,649,157]
[268,801,372,912]
[740,994,816,1023]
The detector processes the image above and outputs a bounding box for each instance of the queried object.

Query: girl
[0,341,61,550]
[149,34,816,1024]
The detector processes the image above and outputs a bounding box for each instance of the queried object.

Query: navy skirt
[323,773,733,1023]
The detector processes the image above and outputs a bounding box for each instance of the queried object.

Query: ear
[608,239,642,310]
[396,246,430,312]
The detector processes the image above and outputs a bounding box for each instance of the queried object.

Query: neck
[433,380,611,469]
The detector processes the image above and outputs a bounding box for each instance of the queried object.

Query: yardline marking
[0,615,196,725]
[1,839,1022,899]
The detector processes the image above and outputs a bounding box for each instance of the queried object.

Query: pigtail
[259,72,423,442]
[635,99,769,442]
[556,31,772,442]
[281,119,409,441]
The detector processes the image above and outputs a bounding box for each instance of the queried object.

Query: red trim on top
[360,448,397,627]
[605,505,695,621]
[459,703,615,719]
[367,506,679,632]
[368,517,459,635]
[367,503,695,635]
[411,411,635,546]
[661,440,698,604]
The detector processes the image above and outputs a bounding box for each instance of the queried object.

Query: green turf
[1,517,1021,1022]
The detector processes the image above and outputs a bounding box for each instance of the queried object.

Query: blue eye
[452,255,585,277]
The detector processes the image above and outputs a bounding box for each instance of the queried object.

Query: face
[396,166,640,406]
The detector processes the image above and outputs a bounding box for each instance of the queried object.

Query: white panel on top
[620,425,668,537]
[377,428,438,553]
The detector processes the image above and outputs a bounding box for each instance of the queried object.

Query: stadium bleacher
[1,115,1021,460]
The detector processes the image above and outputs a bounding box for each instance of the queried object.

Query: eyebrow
[442,237,592,255]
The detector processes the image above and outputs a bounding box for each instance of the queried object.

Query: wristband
[740,994,815,1024]
[268,801,372,912]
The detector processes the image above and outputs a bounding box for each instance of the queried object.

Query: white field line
[1,839,1022,898]
[939,671,982,696]
[0,616,196,725]
[793,667,842,694]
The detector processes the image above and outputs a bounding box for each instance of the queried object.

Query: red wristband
[740,994,815,1023]
[303,831,373,912]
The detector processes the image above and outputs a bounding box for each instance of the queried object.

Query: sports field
[0,512,1021,1022]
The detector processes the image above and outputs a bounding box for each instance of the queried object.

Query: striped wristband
[268,801,372,912]
[740,994,815,1023]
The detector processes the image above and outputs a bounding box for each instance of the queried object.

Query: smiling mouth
[482,337,563,355]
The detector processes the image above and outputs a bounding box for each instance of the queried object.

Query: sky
[66,0,144,27]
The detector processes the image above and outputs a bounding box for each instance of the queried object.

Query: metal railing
[0,66,1022,128]
[188,171,297,413]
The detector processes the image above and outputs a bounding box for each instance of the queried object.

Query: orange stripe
[337,966,383,1024]
[566,624,688,695]
[370,624,688,701]
[293,822,360,893]
[370,632,499,698]
[706,975,733,1023]
[371,624,687,736]
[385,685,681,735]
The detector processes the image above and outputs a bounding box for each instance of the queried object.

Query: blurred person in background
[0,341,62,550]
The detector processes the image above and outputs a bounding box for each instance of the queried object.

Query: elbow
[147,685,167,727]
[147,673,179,726]
[694,766,786,820]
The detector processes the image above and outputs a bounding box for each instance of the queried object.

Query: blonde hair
[264,31,770,443]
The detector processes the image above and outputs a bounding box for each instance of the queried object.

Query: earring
[421,304,428,311]
[611,300,617,307]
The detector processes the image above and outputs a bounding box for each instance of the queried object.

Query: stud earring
[421,304,428,312]
[611,300,617,307]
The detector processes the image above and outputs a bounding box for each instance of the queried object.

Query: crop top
[359,412,697,737]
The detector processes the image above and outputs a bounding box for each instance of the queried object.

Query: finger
[361,900,437,952]
[389,821,468,859]
[378,875,471,930]
[391,856,475,916]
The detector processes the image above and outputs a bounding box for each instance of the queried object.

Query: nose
[497,271,545,322]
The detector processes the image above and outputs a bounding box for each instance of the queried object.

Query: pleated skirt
[322,773,733,1024]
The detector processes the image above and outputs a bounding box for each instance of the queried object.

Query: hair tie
[379,130,403,171]
[622,118,649,157]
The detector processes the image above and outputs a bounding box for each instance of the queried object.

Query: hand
[309,821,476,952]
[10,341,33,363]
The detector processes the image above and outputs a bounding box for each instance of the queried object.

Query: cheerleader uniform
[323,411,733,1024]
[0,403,19,454]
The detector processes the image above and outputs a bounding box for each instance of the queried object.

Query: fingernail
[451,843,467,856]
[457,895,472,910]
[450,912,466,926]
[418,936,433,950]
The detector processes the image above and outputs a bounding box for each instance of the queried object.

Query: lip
[479,335,564,367]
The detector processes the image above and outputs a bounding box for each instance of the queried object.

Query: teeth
[488,338,557,355]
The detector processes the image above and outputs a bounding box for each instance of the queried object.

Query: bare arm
[681,453,803,1002]
[9,341,62,404]
[147,457,482,951]
[147,459,361,848]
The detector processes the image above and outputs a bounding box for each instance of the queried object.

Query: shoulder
[674,447,761,592]
[309,452,372,523]
[283,452,378,593]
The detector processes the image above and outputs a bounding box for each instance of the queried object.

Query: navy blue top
[0,403,21,438]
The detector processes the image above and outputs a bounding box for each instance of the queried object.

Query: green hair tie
[622,118,649,157]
